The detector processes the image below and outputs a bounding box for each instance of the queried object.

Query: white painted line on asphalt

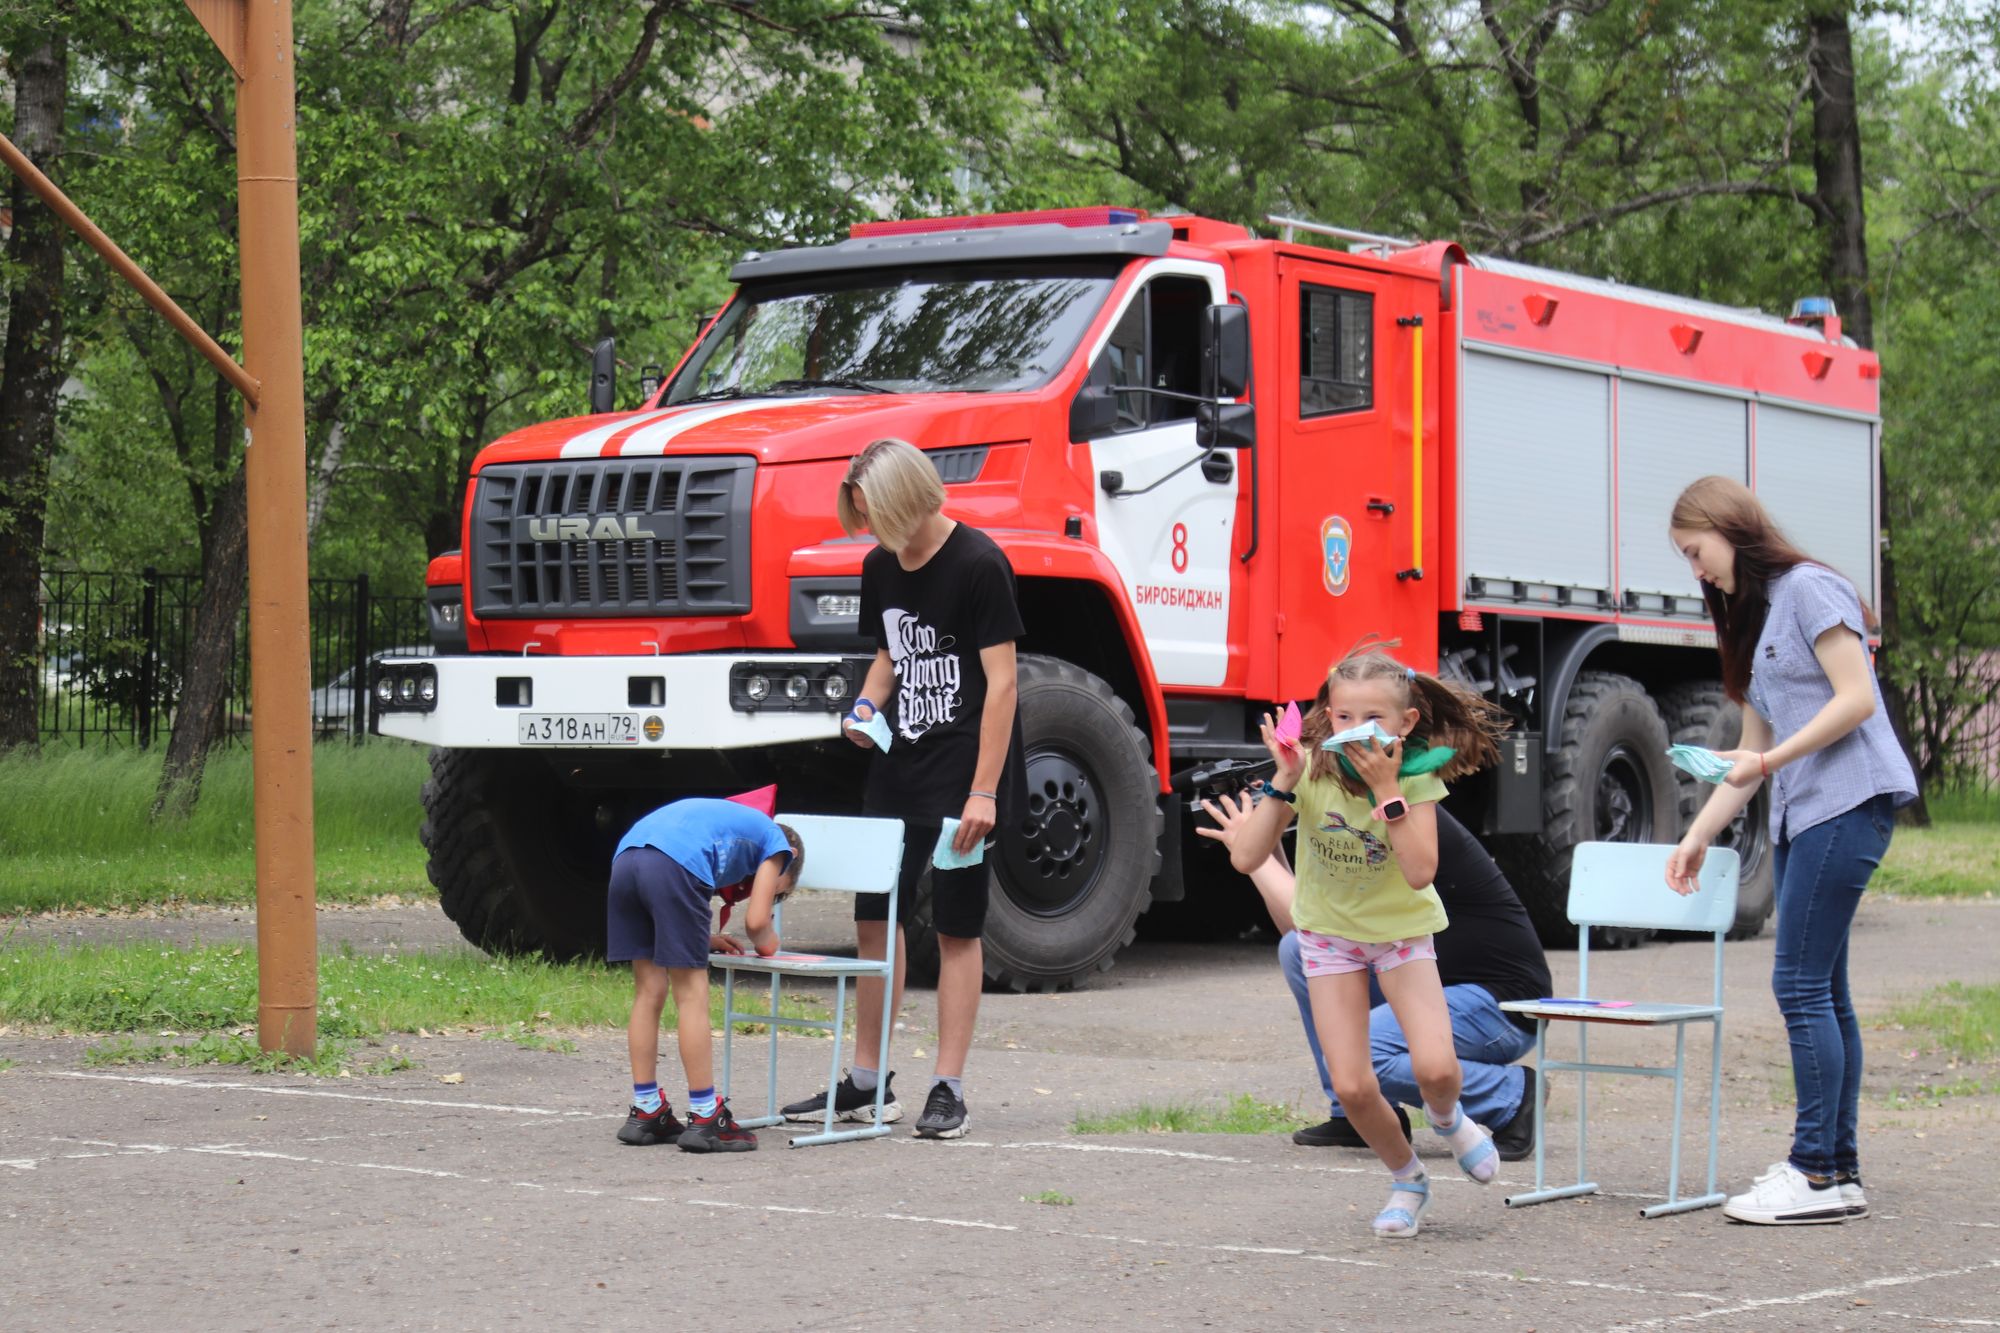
[49,1132,1731,1307]
[1614,1257,2000,1328]
[48,1070,601,1117]
[1001,1140,1250,1164]
[1,1158,38,1170]
[1879,1315,2000,1328]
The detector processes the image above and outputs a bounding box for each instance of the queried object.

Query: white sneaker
[1723,1162,1848,1225]
[1839,1178,1868,1219]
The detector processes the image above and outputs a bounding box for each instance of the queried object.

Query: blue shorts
[606,846,712,970]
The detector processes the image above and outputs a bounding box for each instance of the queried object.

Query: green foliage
[0,742,428,912]
[1022,1189,1075,1206]
[1072,1092,1301,1135]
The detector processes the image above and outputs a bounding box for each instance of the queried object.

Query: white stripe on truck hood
[615,396,828,456]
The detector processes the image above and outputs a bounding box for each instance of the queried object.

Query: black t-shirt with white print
[858,522,1027,823]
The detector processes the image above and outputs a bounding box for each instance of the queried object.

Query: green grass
[1073,1093,1303,1136]
[0,941,830,1045]
[0,743,432,913]
[1890,982,2000,1063]
[1023,1190,1074,1206]
[1875,788,2000,899]
[483,1022,580,1054]
[0,1058,13,1073]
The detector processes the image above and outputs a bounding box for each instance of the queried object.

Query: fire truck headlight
[418,677,437,705]
[821,672,850,702]
[785,674,810,702]
[375,678,395,705]
[745,673,770,702]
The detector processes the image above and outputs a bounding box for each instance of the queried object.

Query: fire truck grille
[469,456,754,619]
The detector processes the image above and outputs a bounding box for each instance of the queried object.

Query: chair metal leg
[1508,1018,1603,1208]
[1666,1023,1687,1203]
[720,966,737,1104]
[1707,1015,1723,1198]
[1577,1022,1590,1185]
[764,970,781,1123]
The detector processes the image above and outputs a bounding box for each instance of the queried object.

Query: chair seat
[1502,1000,1721,1025]
[710,950,892,977]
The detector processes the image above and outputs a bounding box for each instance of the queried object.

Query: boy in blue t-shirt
[608,798,802,1154]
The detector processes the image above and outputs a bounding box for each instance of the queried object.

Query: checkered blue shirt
[1746,564,1917,842]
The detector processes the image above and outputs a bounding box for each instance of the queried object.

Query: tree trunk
[1805,3,1929,822]
[0,30,67,751]
[152,462,250,820]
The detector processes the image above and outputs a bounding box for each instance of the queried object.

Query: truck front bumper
[372,653,866,750]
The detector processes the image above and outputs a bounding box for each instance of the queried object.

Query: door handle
[1367,496,1395,517]
[1200,450,1234,484]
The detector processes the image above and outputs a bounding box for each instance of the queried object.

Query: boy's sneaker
[1838,1174,1868,1219]
[1293,1104,1412,1148]
[678,1100,756,1154]
[616,1101,685,1147]
[781,1071,903,1124]
[1722,1162,1847,1225]
[913,1081,968,1139]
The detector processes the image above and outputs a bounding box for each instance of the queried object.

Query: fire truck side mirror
[1069,384,1119,441]
[1196,400,1257,450]
[1200,304,1250,400]
[589,338,617,414]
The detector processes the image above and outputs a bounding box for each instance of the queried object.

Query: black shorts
[853,820,989,940]
[605,846,711,970]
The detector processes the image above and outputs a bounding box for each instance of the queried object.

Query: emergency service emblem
[1321,516,1353,597]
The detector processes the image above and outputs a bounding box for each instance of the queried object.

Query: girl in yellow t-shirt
[1232,648,1511,1238]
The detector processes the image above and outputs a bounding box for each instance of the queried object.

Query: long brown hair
[1669,476,1862,703]
[1298,646,1512,795]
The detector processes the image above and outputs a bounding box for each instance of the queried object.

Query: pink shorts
[1296,928,1437,978]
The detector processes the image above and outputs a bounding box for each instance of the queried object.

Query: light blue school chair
[1501,842,1740,1218]
[711,813,903,1148]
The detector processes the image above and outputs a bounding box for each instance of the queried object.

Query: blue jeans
[1277,930,1534,1128]
[1772,793,1894,1178]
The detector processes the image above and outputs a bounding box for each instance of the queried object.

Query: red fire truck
[375,206,1882,989]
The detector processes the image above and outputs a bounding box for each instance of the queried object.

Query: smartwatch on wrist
[1371,795,1409,822]
[1254,780,1296,805]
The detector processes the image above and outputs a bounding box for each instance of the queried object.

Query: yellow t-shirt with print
[1290,770,1450,944]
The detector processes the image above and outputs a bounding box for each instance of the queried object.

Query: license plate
[517,713,641,746]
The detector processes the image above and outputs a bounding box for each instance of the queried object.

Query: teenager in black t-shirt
[1199,794,1551,1159]
[779,439,1024,1140]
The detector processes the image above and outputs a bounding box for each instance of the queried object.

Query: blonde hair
[1301,644,1512,794]
[837,439,944,551]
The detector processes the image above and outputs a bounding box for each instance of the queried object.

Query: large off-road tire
[982,655,1162,991]
[1496,671,1679,950]
[420,748,616,961]
[1660,682,1776,939]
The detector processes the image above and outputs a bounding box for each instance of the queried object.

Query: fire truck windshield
[667,264,1117,401]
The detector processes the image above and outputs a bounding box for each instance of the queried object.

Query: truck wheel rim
[999,748,1107,917]
[1595,744,1654,843]
[1716,789,1770,883]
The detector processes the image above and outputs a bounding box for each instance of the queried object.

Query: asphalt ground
[3,893,1998,1331]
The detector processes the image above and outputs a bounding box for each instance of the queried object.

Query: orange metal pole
[0,131,260,406]
[236,0,317,1057]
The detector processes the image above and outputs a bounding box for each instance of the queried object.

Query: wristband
[968,789,997,801]
[1758,752,1769,778]
[1255,780,1296,805]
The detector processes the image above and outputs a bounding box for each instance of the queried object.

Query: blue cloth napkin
[1666,744,1735,783]
[846,710,893,752]
[932,818,986,870]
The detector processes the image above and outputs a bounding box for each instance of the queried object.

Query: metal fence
[37,569,428,747]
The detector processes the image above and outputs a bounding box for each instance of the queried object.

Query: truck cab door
[1271,257,1439,694]
[1079,262,1242,688]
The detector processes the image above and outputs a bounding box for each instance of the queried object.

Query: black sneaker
[678,1099,756,1153]
[1488,1067,1538,1162]
[616,1101,685,1146]
[781,1071,903,1125]
[913,1080,968,1139]
[1293,1104,1412,1148]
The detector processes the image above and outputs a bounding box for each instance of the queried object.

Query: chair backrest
[1567,842,1740,933]
[773,813,905,895]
